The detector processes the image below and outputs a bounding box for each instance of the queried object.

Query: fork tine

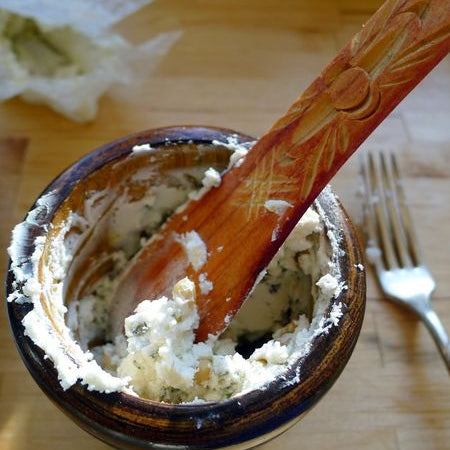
[368,152,399,270]
[390,153,425,266]
[360,152,387,273]
[380,152,413,267]
[360,152,382,272]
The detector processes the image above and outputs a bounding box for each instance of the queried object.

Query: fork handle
[421,306,450,373]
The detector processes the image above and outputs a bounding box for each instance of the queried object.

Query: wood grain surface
[0,1,449,449]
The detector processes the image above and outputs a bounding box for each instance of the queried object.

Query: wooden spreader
[109,0,450,341]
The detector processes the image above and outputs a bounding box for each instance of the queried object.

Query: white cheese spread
[8,140,343,403]
[264,199,293,216]
[176,231,208,272]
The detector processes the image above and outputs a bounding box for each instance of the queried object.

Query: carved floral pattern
[233,0,449,218]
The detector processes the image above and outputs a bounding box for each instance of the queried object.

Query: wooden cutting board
[0,1,449,449]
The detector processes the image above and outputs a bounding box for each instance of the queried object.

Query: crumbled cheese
[316,273,339,298]
[228,147,248,168]
[199,273,213,295]
[284,208,322,252]
[132,143,154,153]
[250,341,289,365]
[103,199,341,402]
[117,278,202,400]
[329,302,344,326]
[188,167,222,201]
[264,199,293,216]
[177,231,208,272]
[202,168,221,189]
[8,144,343,402]
[212,135,252,169]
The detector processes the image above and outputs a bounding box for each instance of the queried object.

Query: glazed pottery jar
[7,126,365,450]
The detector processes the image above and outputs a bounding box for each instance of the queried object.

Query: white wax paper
[0,0,180,122]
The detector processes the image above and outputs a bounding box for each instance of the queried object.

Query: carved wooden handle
[110,0,450,342]
[188,0,450,339]
[238,0,449,213]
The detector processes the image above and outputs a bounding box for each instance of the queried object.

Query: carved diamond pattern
[232,152,297,220]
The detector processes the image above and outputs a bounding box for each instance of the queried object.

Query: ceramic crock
[7,126,366,449]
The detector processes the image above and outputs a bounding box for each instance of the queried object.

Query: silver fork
[360,151,450,372]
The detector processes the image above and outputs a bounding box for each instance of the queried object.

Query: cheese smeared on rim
[8,141,344,400]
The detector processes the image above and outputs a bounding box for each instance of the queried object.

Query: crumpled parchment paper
[0,0,180,122]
